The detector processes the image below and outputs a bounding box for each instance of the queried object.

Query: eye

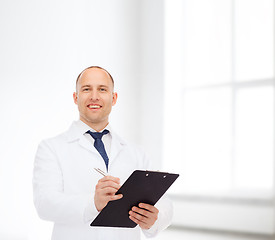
[83,88,90,92]
[99,88,107,92]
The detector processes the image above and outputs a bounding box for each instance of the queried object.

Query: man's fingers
[138,203,159,214]
[128,204,159,230]
[129,211,147,222]
[99,187,119,195]
[110,194,123,201]
[129,211,148,229]
[131,206,150,218]
[98,176,120,184]
[96,181,121,191]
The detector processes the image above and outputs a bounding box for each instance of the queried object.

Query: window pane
[235,86,274,190]
[235,0,274,81]
[165,88,232,194]
[164,0,275,198]
[184,0,231,86]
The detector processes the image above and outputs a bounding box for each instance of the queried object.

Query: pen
[94,168,107,177]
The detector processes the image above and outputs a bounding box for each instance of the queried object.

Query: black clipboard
[90,170,179,228]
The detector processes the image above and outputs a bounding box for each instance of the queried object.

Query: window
[164,0,274,198]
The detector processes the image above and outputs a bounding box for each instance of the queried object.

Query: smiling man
[33,66,173,240]
[73,67,117,131]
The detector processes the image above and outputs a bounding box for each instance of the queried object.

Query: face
[73,68,117,131]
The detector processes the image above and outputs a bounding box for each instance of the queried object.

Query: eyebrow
[98,85,109,89]
[81,85,91,89]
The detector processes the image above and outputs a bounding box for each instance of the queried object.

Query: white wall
[139,0,165,169]
[0,0,162,239]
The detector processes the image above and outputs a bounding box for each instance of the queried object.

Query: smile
[88,104,102,109]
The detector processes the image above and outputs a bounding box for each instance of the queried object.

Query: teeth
[89,105,101,109]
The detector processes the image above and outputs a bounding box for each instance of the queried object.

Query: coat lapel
[65,121,98,155]
[109,131,127,162]
[78,136,98,154]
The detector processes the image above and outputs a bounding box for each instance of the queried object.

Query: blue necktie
[87,130,110,170]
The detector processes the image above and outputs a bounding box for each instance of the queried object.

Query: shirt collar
[66,120,126,145]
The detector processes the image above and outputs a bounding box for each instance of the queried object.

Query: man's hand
[94,176,123,212]
[129,203,159,229]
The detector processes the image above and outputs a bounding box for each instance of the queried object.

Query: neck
[80,118,109,132]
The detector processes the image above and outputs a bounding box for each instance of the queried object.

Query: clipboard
[90,170,179,228]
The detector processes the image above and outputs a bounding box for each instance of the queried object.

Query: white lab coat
[33,121,173,240]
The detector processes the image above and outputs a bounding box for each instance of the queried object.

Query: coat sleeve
[32,140,98,224]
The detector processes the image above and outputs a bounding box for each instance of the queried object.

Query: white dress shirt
[33,120,173,240]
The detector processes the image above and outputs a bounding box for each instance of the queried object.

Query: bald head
[76,66,114,92]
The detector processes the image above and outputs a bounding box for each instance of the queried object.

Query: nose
[90,90,100,100]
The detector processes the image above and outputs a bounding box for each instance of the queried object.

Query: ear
[112,92,118,106]
[73,92,78,105]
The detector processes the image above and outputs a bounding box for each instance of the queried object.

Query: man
[33,66,172,240]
